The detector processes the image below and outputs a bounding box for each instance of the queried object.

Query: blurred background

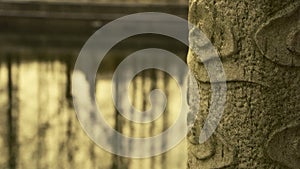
[0,0,189,169]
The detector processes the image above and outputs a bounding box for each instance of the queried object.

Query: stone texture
[187,0,300,168]
[255,3,300,67]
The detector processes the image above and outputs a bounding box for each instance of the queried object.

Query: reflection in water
[0,57,187,169]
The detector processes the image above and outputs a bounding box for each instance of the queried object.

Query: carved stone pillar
[187,0,300,168]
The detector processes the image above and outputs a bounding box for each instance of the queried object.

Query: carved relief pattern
[255,2,300,67]
[188,129,236,168]
[188,0,300,168]
[267,119,300,169]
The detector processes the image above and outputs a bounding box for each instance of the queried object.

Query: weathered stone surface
[255,2,300,67]
[188,130,236,168]
[187,0,300,168]
[267,119,300,169]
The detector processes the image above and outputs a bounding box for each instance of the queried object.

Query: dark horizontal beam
[0,1,188,56]
[0,1,188,20]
